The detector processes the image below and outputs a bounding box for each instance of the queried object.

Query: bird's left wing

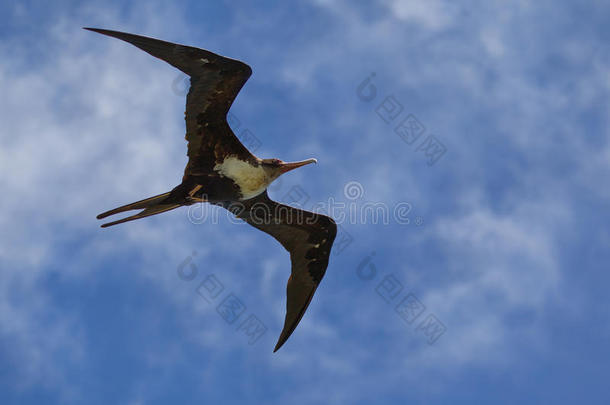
[84,28,256,176]
[218,191,337,352]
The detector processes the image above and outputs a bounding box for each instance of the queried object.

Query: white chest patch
[214,156,270,200]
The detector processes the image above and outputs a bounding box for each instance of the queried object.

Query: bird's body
[86,27,336,352]
[213,156,278,200]
[171,157,275,205]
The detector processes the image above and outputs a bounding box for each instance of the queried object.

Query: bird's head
[261,158,318,180]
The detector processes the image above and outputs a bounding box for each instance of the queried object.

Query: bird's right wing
[84,28,256,176]
[219,191,337,352]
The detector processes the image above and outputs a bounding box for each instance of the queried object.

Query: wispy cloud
[2,0,610,404]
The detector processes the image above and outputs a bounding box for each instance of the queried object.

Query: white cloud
[2,0,610,402]
[385,0,457,30]
[0,1,200,397]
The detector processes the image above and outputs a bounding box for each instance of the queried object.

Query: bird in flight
[86,28,336,352]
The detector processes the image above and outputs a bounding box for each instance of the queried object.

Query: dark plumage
[86,28,337,352]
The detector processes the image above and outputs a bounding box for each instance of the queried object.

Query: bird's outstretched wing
[84,28,256,176]
[219,191,337,352]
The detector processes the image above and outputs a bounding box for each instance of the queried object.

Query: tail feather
[97,192,171,219]
[100,204,181,228]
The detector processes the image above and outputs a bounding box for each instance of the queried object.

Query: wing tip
[83,27,124,38]
[83,27,103,33]
[273,338,286,353]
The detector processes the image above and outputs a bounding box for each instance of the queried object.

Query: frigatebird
[86,28,336,352]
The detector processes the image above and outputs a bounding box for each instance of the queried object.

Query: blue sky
[1,0,609,403]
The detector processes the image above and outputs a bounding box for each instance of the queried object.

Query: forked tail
[97,191,181,228]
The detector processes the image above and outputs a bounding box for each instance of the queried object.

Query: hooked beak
[279,158,317,173]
